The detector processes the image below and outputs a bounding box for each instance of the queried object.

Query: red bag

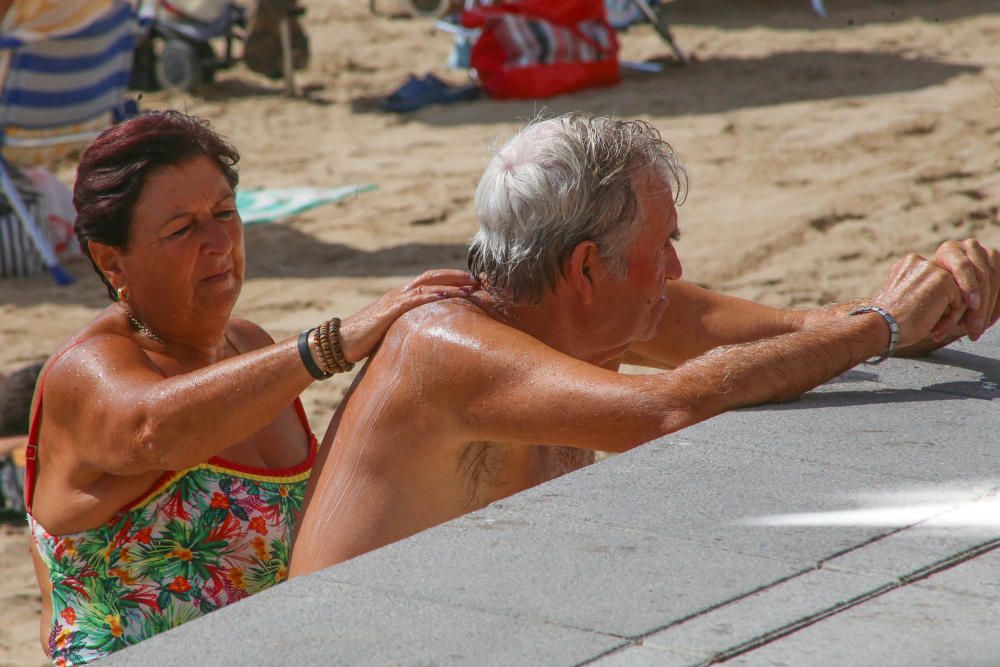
[462,0,620,100]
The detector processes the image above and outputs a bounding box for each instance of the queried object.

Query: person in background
[0,361,44,518]
[242,0,308,79]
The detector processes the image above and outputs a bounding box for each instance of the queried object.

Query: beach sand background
[2,1,999,663]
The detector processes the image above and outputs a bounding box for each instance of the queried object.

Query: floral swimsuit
[25,347,316,666]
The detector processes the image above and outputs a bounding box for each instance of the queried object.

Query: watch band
[848,305,900,364]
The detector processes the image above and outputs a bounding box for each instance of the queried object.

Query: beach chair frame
[626,0,688,63]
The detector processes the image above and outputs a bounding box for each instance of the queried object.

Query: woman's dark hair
[73,110,241,300]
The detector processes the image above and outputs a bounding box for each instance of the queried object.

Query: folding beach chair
[421,1,690,69]
[0,0,141,284]
[605,0,688,63]
[608,0,830,65]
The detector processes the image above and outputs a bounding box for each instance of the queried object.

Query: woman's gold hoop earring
[116,286,130,302]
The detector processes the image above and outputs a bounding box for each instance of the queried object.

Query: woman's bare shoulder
[44,309,139,374]
[225,318,274,352]
[43,305,178,393]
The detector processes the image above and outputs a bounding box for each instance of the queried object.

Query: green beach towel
[236,184,377,224]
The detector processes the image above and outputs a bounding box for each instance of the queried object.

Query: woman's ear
[566,241,601,305]
[88,240,125,290]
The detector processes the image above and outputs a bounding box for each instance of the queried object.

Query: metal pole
[279,15,297,97]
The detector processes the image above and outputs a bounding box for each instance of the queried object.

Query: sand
[2,1,999,663]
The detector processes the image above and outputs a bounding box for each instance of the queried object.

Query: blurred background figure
[0,361,44,521]
[131,0,309,91]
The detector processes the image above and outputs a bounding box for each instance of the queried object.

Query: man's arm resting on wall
[629,240,1000,369]
[625,280,807,369]
[452,306,888,453]
[458,254,964,451]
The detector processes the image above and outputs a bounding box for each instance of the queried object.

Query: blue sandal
[380,74,479,113]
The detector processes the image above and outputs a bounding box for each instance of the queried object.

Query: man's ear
[88,240,125,290]
[566,241,601,305]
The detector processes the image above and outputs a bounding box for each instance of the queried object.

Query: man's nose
[665,246,683,281]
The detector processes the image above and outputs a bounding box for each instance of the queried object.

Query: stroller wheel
[155,39,202,92]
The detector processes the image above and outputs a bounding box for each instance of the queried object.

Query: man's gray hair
[468,113,687,302]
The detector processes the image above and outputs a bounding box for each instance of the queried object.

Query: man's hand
[869,253,963,349]
[931,240,1000,342]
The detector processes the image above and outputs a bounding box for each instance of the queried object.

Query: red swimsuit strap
[24,338,88,512]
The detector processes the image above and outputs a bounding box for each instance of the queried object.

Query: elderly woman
[25,110,476,664]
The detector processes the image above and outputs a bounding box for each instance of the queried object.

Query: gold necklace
[118,302,167,347]
[117,302,239,358]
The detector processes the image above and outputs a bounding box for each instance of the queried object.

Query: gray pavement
[110,328,1000,666]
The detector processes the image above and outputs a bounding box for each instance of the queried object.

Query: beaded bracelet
[308,317,355,375]
[848,305,900,364]
[316,320,337,373]
[329,317,354,372]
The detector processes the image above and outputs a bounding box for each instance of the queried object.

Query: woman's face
[118,154,245,330]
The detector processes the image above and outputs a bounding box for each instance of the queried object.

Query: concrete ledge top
[110,328,1000,666]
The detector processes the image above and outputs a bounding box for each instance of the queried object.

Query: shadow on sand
[357,50,980,127]
[199,77,333,105]
[242,222,469,279]
[664,0,996,31]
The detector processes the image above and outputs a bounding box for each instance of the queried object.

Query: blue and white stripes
[0,1,139,130]
[495,15,615,68]
[0,167,48,278]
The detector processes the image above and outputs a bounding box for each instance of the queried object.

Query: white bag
[25,167,80,262]
[0,166,78,279]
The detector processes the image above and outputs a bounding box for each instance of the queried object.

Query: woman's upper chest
[215,403,311,469]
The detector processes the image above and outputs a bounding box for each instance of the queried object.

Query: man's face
[597,168,683,346]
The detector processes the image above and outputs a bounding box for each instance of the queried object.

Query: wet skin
[289,169,686,572]
[28,156,317,650]
[290,167,998,576]
[289,170,679,572]
[31,156,311,534]
[25,151,484,654]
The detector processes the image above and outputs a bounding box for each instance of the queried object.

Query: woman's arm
[41,270,478,475]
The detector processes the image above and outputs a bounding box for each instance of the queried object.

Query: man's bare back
[293,159,695,575]
[290,300,597,572]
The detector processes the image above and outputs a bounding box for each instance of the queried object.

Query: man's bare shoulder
[386,298,522,355]
[368,298,533,386]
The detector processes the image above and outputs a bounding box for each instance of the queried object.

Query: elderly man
[290,114,1000,575]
